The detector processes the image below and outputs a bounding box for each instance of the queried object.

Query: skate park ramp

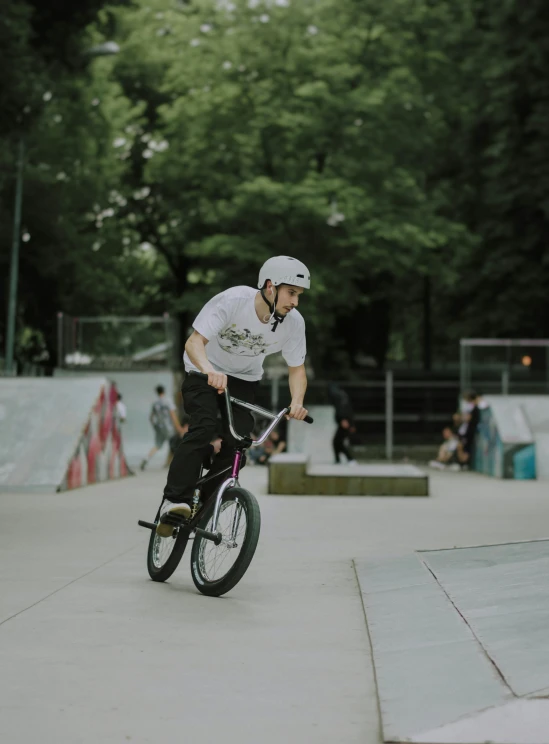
[54,369,174,469]
[355,538,549,743]
[476,395,549,479]
[0,377,128,492]
[109,370,175,468]
[287,405,334,462]
[511,395,549,479]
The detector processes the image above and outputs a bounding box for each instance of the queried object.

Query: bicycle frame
[139,378,311,542]
[201,388,290,534]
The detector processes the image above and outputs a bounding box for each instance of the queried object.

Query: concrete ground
[1,465,549,743]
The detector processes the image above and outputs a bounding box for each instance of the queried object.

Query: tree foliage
[1,0,547,373]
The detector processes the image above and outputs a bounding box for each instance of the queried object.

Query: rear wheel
[190,487,260,597]
[147,526,189,582]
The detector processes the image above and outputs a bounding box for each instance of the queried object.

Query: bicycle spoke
[152,531,178,568]
[198,501,248,582]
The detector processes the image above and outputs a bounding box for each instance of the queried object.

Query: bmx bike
[138,371,313,597]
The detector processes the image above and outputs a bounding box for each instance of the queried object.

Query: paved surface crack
[419,555,516,698]
[352,559,383,742]
[0,541,141,630]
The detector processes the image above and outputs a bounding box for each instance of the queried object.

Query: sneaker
[156,500,192,537]
[429,460,446,470]
[449,463,461,472]
[347,459,358,466]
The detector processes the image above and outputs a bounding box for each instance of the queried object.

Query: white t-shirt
[184,286,307,381]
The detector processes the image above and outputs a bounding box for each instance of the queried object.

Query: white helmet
[257,255,310,290]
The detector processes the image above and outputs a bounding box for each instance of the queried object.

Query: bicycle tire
[147,527,189,582]
[190,487,260,597]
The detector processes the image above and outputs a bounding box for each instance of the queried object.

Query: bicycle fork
[208,447,244,536]
[193,476,239,545]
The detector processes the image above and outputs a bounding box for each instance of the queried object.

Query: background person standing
[140,385,186,470]
[327,383,358,465]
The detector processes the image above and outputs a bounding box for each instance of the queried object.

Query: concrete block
[268,456,429,496]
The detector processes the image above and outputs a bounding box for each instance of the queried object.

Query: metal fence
[460,338,549,394]
[257,372,549,456]
[56,313,181,371]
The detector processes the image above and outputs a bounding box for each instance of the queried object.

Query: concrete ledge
[268,454,308,495]
[268,455,429,496]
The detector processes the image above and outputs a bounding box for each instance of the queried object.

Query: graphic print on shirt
[218,324,269,357]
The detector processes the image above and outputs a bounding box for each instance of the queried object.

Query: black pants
[462,434,476,468]
[163,374,257,503]
[333,425,354,464]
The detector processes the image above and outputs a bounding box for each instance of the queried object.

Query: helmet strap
[260,287,285,332]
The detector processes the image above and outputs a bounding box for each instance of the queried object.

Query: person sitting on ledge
[429,425,460,471]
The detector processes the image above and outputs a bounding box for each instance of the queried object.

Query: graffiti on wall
[62,382,130,490]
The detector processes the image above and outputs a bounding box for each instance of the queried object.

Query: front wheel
[190,487,260,597]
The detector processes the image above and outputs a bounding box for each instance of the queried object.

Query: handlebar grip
[283,407,313,424]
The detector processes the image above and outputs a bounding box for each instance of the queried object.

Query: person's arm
[287,364,308,421]
[281,315,307,420]
[185,331,227,393]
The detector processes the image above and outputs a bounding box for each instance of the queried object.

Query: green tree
[445,0,549,340]
[110,0,475,372]
[0,1,156,365]
[8,0,544,374]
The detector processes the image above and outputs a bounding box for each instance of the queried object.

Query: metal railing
[56,312,181,371]
[259,372,549,458]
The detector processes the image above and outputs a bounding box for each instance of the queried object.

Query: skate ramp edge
[287,405,334,463]
[54,369,175,469]
[355,539,549,743]
[475,396,548,479]
[0,378,130,493]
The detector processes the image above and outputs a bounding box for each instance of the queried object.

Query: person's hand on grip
[287,402,308,421]
[207,370,227,394]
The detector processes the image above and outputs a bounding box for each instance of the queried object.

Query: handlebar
[187,370,314,444]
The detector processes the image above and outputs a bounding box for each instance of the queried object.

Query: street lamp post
[4,138,25,376]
